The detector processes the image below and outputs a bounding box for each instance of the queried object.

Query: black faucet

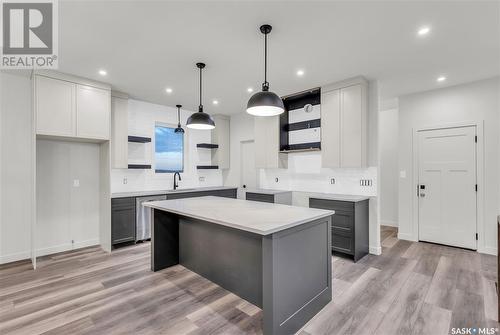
[173,172,181,190]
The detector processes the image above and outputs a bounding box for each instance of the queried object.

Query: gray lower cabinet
[166,188,237,200]
[111,197,136,245]
[111,188,237,247]
[245,191,292,205]
[246,192,274,203]
[309,198,369,262]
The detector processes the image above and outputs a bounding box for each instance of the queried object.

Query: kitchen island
[144,196,334,335]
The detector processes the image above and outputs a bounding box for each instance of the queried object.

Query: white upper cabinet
[254,116,287,169]
[111,94,129,169]
[320,89,341,167]
[321,78,367,168]
[35,76,76,137]
[211,115,230,169]
[34,73,111,141]
[76,85,110,140]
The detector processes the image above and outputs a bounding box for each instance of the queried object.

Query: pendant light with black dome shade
[174,104,185,133]
[186,63,215,130]
[246,24,284,117]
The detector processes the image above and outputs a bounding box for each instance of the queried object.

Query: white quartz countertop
[143,196,334,235]
[111,186,237,199]
[244,188,292,195]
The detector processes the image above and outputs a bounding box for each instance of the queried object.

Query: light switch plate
[400,170,407,178]
[73,179,80,187]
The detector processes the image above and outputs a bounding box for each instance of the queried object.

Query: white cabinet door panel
[76,85,110,140]
[36,76,76,137]
[320,89,340,168]
[111,96,128,168]
[340,84,363,167]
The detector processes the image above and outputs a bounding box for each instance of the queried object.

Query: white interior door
[240,140,257,198]
[417,126,477,249]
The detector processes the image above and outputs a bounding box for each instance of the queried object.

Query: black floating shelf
[280,142,321,152]
[197,143,219,149]
[286,119,321,132]
[128,164,152,169]
[197,165,219,170]
[128,136,151,143]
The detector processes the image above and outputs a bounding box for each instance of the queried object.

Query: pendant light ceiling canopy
[174,104,185,133]
[246,24,284,117]
[187,62,216,130]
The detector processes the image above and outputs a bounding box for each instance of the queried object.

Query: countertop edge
[144,202,334,235]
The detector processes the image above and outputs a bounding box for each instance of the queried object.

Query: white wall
[379,108,399,227]
[398,77,500,255]
[36,140,101,256]
[110,99,222,193]
[0,72,33,264]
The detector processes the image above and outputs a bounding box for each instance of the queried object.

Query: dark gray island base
[146,197,333,335]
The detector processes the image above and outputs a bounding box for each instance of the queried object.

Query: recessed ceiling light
[296,69,305,76]
[417,26,431,37]
[212,100,219,105]
[165,88,173,94]
[98,69,107,76]
[436,76,446,82]
[247,87,254,93]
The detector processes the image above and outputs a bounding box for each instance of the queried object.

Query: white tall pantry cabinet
[31,71,112,268]
[321,77,367,168]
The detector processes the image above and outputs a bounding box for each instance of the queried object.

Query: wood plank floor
[0,226,497,335]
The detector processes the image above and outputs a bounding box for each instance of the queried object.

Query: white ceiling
[58,1,500,115]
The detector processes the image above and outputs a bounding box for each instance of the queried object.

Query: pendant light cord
[177,107,181,125]
[263,32,269,91]
[199,67,203,112]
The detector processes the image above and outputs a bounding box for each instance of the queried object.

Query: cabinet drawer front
[332,229,353,254]
[309,198,354,212]
[332,210,354,231]
[112,197,135,209]
[246,192,274,203]
[215,189,237,198]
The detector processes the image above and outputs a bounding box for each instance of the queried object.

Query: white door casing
[417,126,477,249]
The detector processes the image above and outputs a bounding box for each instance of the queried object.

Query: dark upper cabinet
[111,197,136,245]
[309,198,369,262]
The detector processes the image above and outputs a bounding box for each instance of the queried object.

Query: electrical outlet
[360,179,372,187]
[73,179,80,187]
[330,178,335,185]
[275,177,279,183]
[199,176,206,182]
[123,178,128,185]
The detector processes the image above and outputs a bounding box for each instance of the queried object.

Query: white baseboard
[37,238,99,257]
[397,232,417,242]
[380,220,398,227]
[369,245,382,255]
[0,250,31,264]
[478,245,497,256]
